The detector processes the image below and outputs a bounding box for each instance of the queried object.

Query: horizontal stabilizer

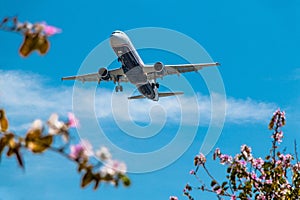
[128,95,146,100]
[128,92,184,100]
[158,92,184,97]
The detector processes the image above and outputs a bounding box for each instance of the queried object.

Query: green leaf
[121,175,131,187]
[263,162,273,170]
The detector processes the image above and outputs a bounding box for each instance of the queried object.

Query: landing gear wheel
[115,85,123,92]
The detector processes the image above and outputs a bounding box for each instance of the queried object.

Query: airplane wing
[143,62,220,80]
[61,67,128,83]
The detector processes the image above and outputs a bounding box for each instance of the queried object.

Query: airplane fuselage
[110,31,159,101]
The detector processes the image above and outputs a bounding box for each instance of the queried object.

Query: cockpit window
[112,31,121,34]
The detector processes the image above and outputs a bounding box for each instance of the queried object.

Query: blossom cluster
[179,109,300,199]
[0,109,130,190]
[0,16,61,57]
[69,140,129,187]
[0,16,61,36]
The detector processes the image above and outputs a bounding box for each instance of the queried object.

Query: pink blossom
[273,131,283,143]
[29,119,43,132]
[68,112,79,128]
[213,148,221,160]
[96,146,112,161]
[69,139,93,159]
[194,153,206,166]
[216,188,222,194]
[47,113,65,134]
[69,143,84,159]
[252,157,264,169]
[215,148,221,155]
[219,154,233,165]
[238,160,247,166]
[100,159,127,176]
[169,196,178,200]
[284,154,293,160]
[265,179,272,184]
[241,145,253,161]
[257,194,266,200]
[293,162,300,172]
[278,153,293,162]
[251,172,257,180]
[189,170,195,175]
[231,195,237,200]
[40,22,62,36]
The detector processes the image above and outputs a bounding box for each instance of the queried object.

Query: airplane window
[112,31,121,34]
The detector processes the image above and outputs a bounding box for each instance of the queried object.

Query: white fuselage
[110,31,159,101]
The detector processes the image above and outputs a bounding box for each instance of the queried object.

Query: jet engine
[154,61,164,72]
[98,67,110,80]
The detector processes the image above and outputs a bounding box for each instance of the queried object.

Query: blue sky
[0,0,300,199]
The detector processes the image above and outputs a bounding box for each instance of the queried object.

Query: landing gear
[115,85,123,92]
[114,75,123,92]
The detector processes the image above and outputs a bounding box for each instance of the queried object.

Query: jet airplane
[62,30,219,101]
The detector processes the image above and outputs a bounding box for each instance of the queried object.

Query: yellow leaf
[26,135,53,153]
[0,109,9,132]
[26,129,42,140]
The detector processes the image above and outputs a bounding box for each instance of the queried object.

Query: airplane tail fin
[128,92,184,100]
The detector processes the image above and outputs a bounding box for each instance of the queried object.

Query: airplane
[62,30,220,101]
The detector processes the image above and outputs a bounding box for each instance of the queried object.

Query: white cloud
[225,97,276,123]
[0,70,277,130]
[0,70,72,116]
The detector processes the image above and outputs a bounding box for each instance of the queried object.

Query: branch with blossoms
[0,16,61,57]
[0,108,130,190]
[171,109,300,200]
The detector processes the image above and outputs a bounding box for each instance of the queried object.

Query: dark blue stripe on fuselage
[112,45,156,100]
[113,46,139,73]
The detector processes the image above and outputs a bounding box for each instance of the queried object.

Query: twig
[294,140,299,163]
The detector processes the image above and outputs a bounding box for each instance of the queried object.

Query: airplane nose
[111,30,122,36]
[110,34,120,46]
[110,31,128,46]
